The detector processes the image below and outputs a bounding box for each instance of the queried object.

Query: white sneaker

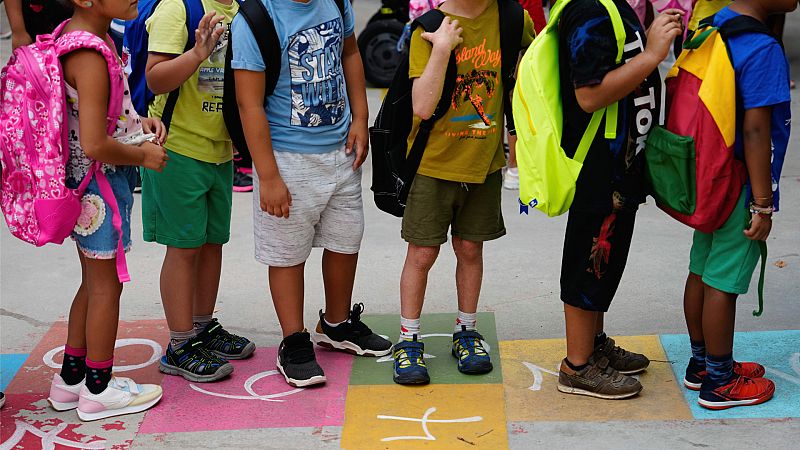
[47,374,84,411]
[503,167,519,190]
[77,377,162,422]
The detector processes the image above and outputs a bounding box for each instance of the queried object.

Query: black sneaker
[197,319,256,360]
[233,167,253,192]
[0,391,5,409]
[311,303,392,357]
[277,331,326,388]
[159,337,234,382]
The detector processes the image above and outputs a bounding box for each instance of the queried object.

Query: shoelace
[725,375,755,395]
[348,303,374,337]
[109,377,141,394]
[395,344,424,367]
[455,336,485,358]
[285,342,316,364]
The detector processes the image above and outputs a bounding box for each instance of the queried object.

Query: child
[554,1,682,398]
[46,0,168,421]
[143,0,254,383]
[681,0,793,410]
[393,0,534,385]
[4,0,72,49]
[232,0,392,388]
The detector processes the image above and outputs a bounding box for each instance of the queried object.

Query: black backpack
[223,0,346,160]
[369,0,525,217]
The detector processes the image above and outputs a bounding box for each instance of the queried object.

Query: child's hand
[421,16,463,52]
[744,213,772,241]
[11,30,33,50]
[140,141,169,172]
[260,176,293,218]
[192,12,225,62]
[142,118,168,145]
[347,119,369,170]
[644,9,684,63]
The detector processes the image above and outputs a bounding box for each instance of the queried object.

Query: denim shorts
[66,166,138,259]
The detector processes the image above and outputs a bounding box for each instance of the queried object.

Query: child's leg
[160,246,201,336]
[400,244,440,325]
[269,263,306,337]
[83,257,122,395]
[321,250,357,324]
[453,237,482,320]
[66,249,89,351]
[564,305,600,366]
[683,272,705,343]
[192,243,223,321]
[701,285,736,359]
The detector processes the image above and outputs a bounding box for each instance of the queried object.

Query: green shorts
[142,150,233,248]
[689,190,760,294]
[401,170,505,246]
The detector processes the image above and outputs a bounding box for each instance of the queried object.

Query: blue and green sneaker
[393,336,430,385]
[197,319,256,360]
[452,326,493,374]
[159,337,234,383]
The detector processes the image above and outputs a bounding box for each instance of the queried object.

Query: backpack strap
[498,0,524,135]
[160,0,206,130]
[236,0,280,98]
[403,10,457,183]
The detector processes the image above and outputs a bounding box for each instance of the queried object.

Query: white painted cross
[377,407,483,442]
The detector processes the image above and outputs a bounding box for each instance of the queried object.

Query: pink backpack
[0,21,130,282]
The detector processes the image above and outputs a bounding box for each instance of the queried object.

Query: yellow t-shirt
[407,1,534,184]
[146,0,238,163]
[688,0,731,31]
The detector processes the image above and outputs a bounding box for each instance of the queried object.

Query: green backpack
[513,0,626,216]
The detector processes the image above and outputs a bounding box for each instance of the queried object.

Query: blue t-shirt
[714,7,791,211]
[230,0,355,153]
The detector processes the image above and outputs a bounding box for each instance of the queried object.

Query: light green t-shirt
[408,1,534,184]
[146,0,238,164]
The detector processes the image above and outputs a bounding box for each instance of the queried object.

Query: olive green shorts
[141,150,233,248]
[689,191,760,295]
[401,170,506,246]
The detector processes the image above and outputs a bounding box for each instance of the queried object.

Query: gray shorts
[253,146,364,267]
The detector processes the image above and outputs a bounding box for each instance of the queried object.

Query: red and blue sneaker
[452,327,493,375]
[684,358,766,391]
[698,374,775,410]
[393,336,430,385]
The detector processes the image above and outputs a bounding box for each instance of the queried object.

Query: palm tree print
[452,69,498,126]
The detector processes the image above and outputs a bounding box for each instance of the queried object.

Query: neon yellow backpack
[513,0,626,216]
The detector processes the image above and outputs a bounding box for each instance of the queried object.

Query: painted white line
[44,338,162,373]
[521,361,558,391]
[189,370,304,402]
[765,353,800,385]
[377,407,482,442]
[0,420,106,450]
[376,333,491,363]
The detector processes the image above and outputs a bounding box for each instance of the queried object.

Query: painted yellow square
[341,384,508,450]
[500,335,693,422]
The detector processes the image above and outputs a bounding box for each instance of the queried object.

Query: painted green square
[349,312,502,385]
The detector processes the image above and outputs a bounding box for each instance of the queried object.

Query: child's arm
[411,16,463,120]
[5,0,32,50]
[574,10,683,113]
[235,70,292,218]
[341,35,369,170]
[742,106,773,241]
[63,50,169,171]
[145,12,224,95]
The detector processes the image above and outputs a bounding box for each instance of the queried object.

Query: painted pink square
[138,347,353,433]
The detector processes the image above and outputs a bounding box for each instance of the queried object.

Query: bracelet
[749,201,774,217]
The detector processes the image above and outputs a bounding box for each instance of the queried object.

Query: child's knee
[406,244,440,272]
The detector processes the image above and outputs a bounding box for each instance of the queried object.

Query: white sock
[507,167,518,176]
[455,311,477,332]
[324,317,347,327]
[399,316,420,342]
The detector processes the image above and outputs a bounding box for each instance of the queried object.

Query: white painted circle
[43,338,162,372]
[189,370,304,402]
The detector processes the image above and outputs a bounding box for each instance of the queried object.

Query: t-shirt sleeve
[230,13,266,71]
[521,10,535,48]
[738,40,791,110]
[343,0,355,38]
[408,27,432,79]
[146,0,189,55]
[559,0,620,88]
